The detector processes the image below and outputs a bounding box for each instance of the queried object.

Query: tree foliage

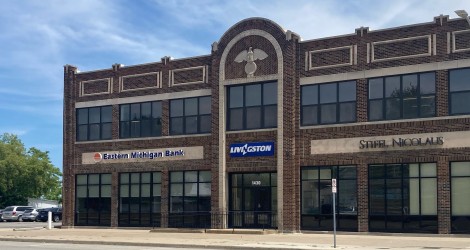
[0,133,62,208]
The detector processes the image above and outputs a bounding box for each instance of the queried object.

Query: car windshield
[4,207,13,211]
[24,209,33,213]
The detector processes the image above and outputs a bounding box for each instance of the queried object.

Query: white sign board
[332,178,337,193]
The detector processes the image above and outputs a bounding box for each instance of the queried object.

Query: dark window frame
[118,172,162,227]
[75,173,112,226]
[368,163,437,233]
[300,165,358,231]
[301,81,357,126]
[76,106,112,141]
[228,172,278,229]
[227,81,277,131]
[169,170,211,228]
[450,161,470,233]
[368,72,436,121]
[449,68,470,115]
[169,170,211,214]
[169,96,211,135]
[119,101,162,139]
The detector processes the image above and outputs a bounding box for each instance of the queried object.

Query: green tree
[0,133,62,208]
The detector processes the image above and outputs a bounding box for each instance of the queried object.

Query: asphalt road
[0,241,216,250]
[0,221,61,229]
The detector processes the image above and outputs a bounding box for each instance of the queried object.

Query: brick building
[63,14,470,234]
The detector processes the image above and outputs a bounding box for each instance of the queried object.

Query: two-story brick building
[63,13,470,234]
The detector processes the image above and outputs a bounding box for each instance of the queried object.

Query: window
[119,172,161,227]
[449,68,470,115]
[301,166,357,231]
[169,171,211,228]
[301,81,356,125]
[120,101,162,138]
[368,163,437,233]
[227,81,277,131]
[368,72,435,121]
[75,173,111,226]
[76,106,112,141]
[170,96,211,135]
[451,161,470,233]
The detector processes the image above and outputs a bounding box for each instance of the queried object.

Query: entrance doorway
[229,173,277,229]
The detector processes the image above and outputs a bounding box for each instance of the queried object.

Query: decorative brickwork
[80,78,111,96]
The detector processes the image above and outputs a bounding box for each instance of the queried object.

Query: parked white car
[22,208,40,222]
[1,206,34,222]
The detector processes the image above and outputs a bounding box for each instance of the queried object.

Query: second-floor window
[77,106,112,141]
[301,81,356,125]
[120,101,162,138]
[368,72,435,121]
[170,96,211,135]
[227,81,277,131]
[449,68,470,115]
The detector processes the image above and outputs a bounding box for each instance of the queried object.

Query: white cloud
[0,128,30,136]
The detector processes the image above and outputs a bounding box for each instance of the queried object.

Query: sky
[0,0,468,171]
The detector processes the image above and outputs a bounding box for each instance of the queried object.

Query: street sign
[332,178,337,248]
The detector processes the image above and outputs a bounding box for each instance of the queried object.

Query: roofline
[75,54,212,75]
[300,15,465,43]
[218,17,286,43]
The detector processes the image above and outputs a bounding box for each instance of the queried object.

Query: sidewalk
[0,227,469,250]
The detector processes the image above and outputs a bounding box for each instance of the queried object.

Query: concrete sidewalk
[0,227,469,249]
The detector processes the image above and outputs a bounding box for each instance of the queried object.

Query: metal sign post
[332,178,337,248]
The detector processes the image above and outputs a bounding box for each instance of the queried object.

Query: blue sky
[0,0,468,171]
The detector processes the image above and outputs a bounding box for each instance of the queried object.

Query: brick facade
[64,15,470,233]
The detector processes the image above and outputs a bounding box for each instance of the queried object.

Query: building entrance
[229,173,277,229]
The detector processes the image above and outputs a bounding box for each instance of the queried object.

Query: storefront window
[368,163,437,233]
[301,166,357,231]
[451,161,470,233]
[169,171,211,228]
[75,173,111,226]
[119,172,161,227]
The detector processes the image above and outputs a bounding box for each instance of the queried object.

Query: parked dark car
[36,207,62,222]
[0,209,3,222]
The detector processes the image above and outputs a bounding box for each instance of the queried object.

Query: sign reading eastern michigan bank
[230,142,275,157]
[82,146,204,164]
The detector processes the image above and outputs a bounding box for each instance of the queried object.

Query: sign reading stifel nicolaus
[229,142,275,157]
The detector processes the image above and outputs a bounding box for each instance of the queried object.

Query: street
[0,221,61,229]
[0,241,217,250]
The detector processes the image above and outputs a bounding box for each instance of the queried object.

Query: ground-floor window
[451,161,470,233]
[75,173,111,226]
[169,170,211,228]
[369,163,437,233]
[229,172,277,229]
[301,166,357,231]
[119,172,161,227]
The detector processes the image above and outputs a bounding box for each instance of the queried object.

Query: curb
[0,237,326,250]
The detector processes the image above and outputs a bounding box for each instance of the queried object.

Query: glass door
[229,173,277,229]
